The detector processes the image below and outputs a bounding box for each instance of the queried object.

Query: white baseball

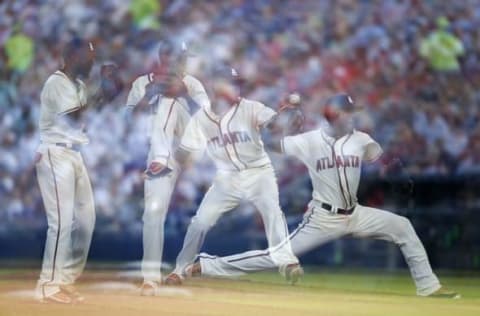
[288,93,301,105]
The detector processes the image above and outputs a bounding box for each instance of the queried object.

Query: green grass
[238,269,480,298]
[191,270,480,316]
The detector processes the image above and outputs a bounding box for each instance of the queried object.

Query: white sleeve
[281,133,310,164]
[251,101,277,127]
[45,79,83,115]
[183,75,211,109]
[40,81,59,113]
[361,133,383,162]
[126,77,146,107]
[179,116,207,153]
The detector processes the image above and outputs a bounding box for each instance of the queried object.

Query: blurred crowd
[2,0,480,231]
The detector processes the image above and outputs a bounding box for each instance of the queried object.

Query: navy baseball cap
[158,40,194,57]
[210,62,242,83]
[323,93,355,112]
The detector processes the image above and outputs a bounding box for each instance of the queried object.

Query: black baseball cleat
[279,263,304,285]
[428,287,461,299]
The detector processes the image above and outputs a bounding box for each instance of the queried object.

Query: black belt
[321,202,356,215]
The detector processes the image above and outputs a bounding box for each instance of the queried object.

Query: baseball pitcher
[164,66,300,285]
[190,94,459,298]
[126,42,209,295]
[34,38,120,304]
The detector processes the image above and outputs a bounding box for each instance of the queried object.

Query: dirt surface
[0,269,479,316]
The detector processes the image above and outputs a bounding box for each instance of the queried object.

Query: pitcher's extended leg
[200,207,345,277]
[171,179,239,276]
[349,205,441,296]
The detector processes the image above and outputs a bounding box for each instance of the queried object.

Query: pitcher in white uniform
[126,42,209,295]
[34,39,97,304]
[164,66,300,285]
[193,94,459,298]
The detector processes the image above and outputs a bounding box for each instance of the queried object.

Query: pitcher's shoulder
[44,71,66,85]
[353,129,375,139]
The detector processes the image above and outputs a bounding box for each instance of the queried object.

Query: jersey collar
[203,98,242,123]
[55,70,85,87]
[321,127,355,144]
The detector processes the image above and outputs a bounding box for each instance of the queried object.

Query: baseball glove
[149,72,187,99]
[279,93,304,135]
[98,63,124,103]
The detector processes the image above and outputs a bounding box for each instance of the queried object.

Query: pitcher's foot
[164,273,183,285]
[60,284,84,303]
[140,281,159,296]
[185,262,202,278]
[38,289,73,304]
[428,287,461,299]
[279,263,304,285]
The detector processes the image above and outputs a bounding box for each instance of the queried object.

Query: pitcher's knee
[85,212,96,232]
[90,212,96,227]
[58,222,74,238]
[391,215,416,242]
[257,204,283,218]
[46,222,59,236]
[86,205,96,225]
[77,200,96,226]
[143,203,167,221]
[191,214,216,230]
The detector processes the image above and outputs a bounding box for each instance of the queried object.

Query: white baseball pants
[200,203,441,296]
[35,145,95,297]
[172,165,298,275]
[142,167,179,283]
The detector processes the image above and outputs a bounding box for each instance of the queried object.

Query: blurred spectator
[457,133,480,174]
[413,104,450,146]
[1,0,480,233]
[129,0,162,30]
[419,16,465,72]
[4,27,34,73]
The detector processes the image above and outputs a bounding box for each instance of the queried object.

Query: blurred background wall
[1,0,480,270]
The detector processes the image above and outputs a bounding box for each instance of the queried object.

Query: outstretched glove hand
[279,93,304,135]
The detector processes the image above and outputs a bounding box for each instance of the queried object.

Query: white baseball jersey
[179,98,276,171]
[126,74,209,118]
[126,73,206,283]
[39,70,89,145]
[171,96,299,276]
[281,129,383,209]
[126,74,207,167]
[199,127,442,296]
[148,97,190,167]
